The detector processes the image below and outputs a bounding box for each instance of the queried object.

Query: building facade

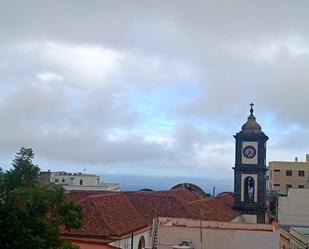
[269,155,309,194]
[154,217,279,249]
[278,188,309,226]
[233,104,268,223]
[40,171,121,191]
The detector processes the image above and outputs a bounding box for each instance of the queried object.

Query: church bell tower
[233,103,268,224]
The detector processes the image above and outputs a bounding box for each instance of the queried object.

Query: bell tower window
[244,177,255,202]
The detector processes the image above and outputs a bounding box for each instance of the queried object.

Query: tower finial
[250,103,254,115]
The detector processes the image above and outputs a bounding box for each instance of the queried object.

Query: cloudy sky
[0,1,308,180]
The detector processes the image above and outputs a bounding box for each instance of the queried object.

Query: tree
[0,147,83,249]
[4,147,39,190]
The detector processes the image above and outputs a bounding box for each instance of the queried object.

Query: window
[79,179,83,185]
[138,236,145,249]
[62,178,65,183]
[244,176,255,202]
[298,170,305,177]
[286,170,292,176]
[274,184,280,186]
[55,178,59,183]
[299,185,304,188]
[274,169,280,172]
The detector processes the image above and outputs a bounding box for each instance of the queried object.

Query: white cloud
[228,36,309,63]
[19,41,123,86]
[36,72,63,82]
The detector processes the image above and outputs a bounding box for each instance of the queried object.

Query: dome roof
[241,115,262,132]
[241,103,262,133]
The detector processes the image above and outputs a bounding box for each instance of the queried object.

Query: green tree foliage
[0,147,83,249]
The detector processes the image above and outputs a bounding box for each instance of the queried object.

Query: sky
[1,1,309,182]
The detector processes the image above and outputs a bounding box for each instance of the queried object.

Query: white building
[278,188,309,225]
[40,171,120,191]
[152,217,280,249]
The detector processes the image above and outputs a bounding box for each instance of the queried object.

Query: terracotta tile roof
[188,193,240,222]
[123,188,202,222]
[125,191,189,222]
[63,189,239,240]
[66,190,112,202]
[62,192,148,239]
[215,192,234,206]
[168,188,202,203]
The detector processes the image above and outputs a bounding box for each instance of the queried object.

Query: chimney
[306,154,309,163]
[295,157,298,162]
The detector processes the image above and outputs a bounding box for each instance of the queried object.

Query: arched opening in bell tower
[244,176,255,202]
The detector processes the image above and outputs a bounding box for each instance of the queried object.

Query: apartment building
[269,154,309,194]
[40,171,121,191]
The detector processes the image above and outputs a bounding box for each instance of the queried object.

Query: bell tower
[233,103,268,224]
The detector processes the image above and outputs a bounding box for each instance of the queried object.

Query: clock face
[243,146,256,159]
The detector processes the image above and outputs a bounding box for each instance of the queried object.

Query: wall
[278,189,309,225]
[269,161,309,193]
[110,229,151,249]
[63,183,120,191]
[51,172,100,186]
[156,218,279,249]
[241,214,257,224]
[72,241,110,249]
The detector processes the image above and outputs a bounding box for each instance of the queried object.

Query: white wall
[51,172,100,186]
[156,218,279,249]
[278,188,309,225]
[63,184,120,191]
[241,214,257,224]
[110,229,152,249]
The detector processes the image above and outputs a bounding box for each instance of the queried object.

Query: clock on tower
[233,103,268,224]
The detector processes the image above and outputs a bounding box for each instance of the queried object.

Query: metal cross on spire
[250,103,254,115]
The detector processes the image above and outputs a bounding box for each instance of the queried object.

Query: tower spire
[250,103,254,116]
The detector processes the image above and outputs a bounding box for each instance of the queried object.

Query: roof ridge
[77,191,120,203]
[188,197,214,204]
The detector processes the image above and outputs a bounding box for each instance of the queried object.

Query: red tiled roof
[124,188,202,222]
[62,193,148,238]
[66,190,112,202]
[125,192,189,222]
[63,189,239,240]
[188,193,240,222]
[215,192,234,207]
[168,188,202,203]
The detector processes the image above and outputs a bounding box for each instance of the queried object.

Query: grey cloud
[1,1,309,176]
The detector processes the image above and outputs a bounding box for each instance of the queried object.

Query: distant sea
[100,174,233,196]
